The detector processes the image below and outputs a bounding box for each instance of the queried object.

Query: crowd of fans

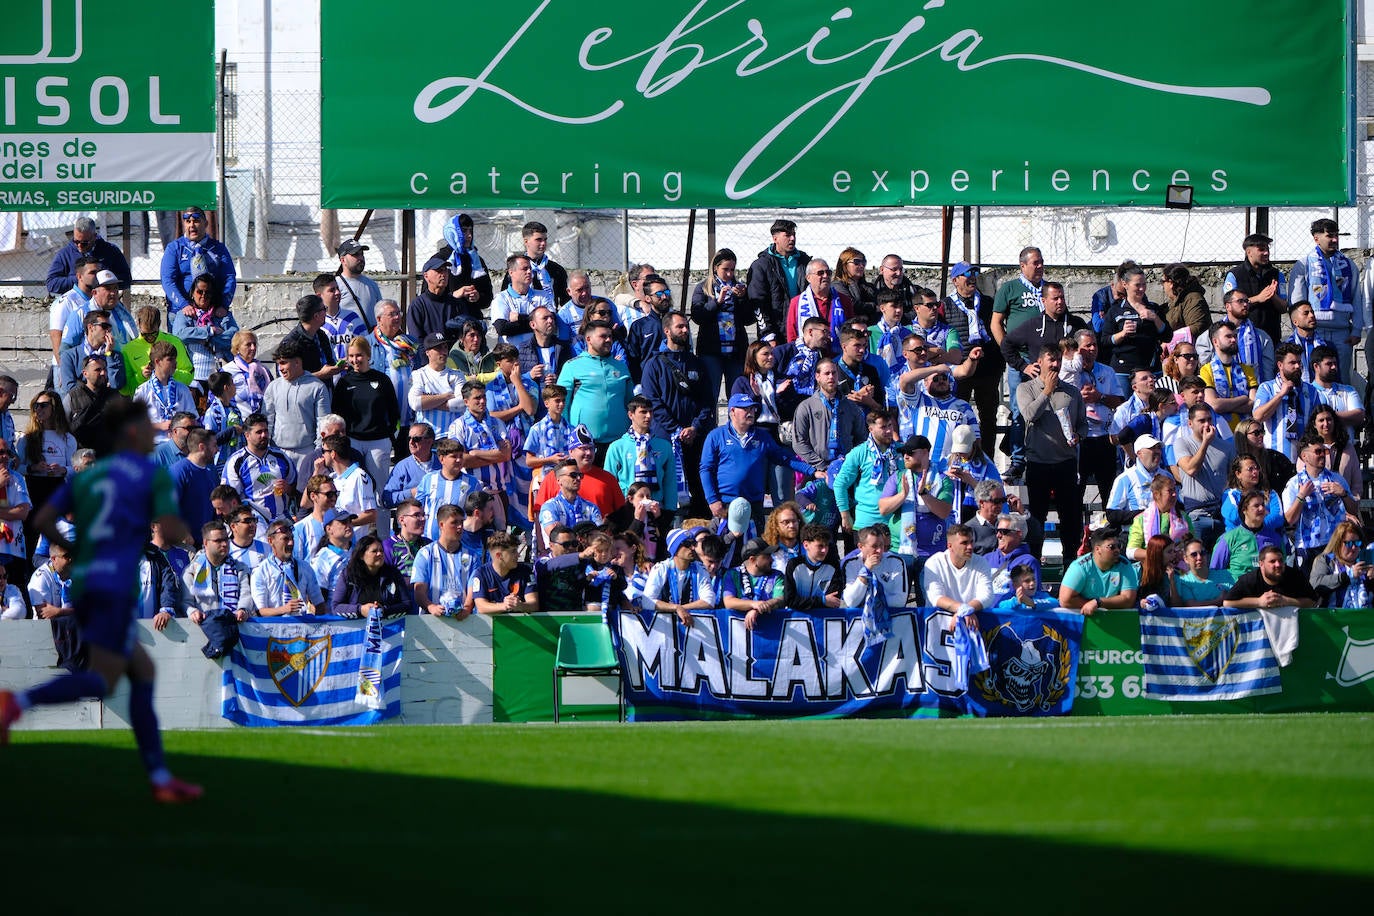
[6,210,1374,666]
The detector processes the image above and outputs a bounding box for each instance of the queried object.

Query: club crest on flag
[1331,629,1374,688]
[1182,616,1238,683]
[267,635,332,706]
[975,622,1072,713]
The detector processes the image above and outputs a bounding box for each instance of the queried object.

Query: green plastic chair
[552,622,624,723]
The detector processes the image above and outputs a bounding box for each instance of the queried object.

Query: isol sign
[322,0,1351,209]
[0,0,216,211]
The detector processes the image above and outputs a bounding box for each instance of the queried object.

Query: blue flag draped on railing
[222,614,404,726]
[605,605,1083,720]
[1140,605,1281,700]
[964,608,1084,717]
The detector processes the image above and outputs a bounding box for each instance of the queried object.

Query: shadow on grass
[1,741,1369,915]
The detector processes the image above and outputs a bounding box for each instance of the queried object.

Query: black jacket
[689,280,754,361]
[747,245,810,343]
[331,369,401,440]
[1001,311,1086,372]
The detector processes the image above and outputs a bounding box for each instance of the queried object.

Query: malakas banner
[608,605,1083,720]
[321,0,1350,209]
[0,0,216,211]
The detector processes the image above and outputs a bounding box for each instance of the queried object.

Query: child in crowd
[994,563,1060,612]
[201,371,244,474]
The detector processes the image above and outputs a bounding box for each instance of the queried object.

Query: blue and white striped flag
[1141,605,1280,701]
[222,615,404,726]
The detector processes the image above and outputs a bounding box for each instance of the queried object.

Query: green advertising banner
[1074,609,1374,716]
[0,0,217,211]
[492,609,1374,721]
[322,0,1350,209]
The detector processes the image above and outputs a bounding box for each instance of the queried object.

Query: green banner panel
[0,0,217,211]
[322,0,1351,209]
[1075,609,1374,715]
[493,610,1374,721]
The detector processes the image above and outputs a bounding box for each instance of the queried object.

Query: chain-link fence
[2,53,1371,297]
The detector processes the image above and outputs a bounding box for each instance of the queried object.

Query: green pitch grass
[3,715,1371,913]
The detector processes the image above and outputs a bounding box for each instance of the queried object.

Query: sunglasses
[652,290,673,299]
[1344,540,1363,548]
[982,497,1006,505]
[561,471,584,479]
[409,435,433,443]
[1175,351,1197,359]
[182,212,205,222]
[553,540,577,548]
[316,490,339,498]
[34,401,52,409]
[995,529,1015,536]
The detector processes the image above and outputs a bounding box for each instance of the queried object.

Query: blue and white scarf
[860,568,892,643]
[670,437,689,510]
[630,432,658,486]
[1288,330,1329,381]
[1292,466,1345,550]
[822,394,842,460]
[1208,356,1247,400]
[442,216,487,278]
[185,555,241,615]
[786,346,821,396]
[1301,246,1354,320]
[873,320,907,374]
[867,436,899,484]
[542,493,599,530]
[1330,557,1371,609]
[1235,319,1262,374]
[712,278,738,352]
[954,290,986,343]
[585,563,616,610]
[796,287,846,347]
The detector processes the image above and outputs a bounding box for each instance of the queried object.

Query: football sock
[128,680,166,777]
[23,671,107,707]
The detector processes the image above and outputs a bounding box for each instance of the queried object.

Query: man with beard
[1199,321,1258,432]
[641,313,714,519]
[1197,289,1275,383]
[557,321,633,452]
[1289,218,1361,384]
[625,274,676,384]
[1310,345,1366,429]
[899,364,980,466]
[1253,343,1321,463]
[1284,300,1328,382]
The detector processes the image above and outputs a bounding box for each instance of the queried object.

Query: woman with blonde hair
[228,328,272,416]
[1311,520,1372,608]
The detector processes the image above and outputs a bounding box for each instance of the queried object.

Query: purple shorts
[75,592,138,657]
